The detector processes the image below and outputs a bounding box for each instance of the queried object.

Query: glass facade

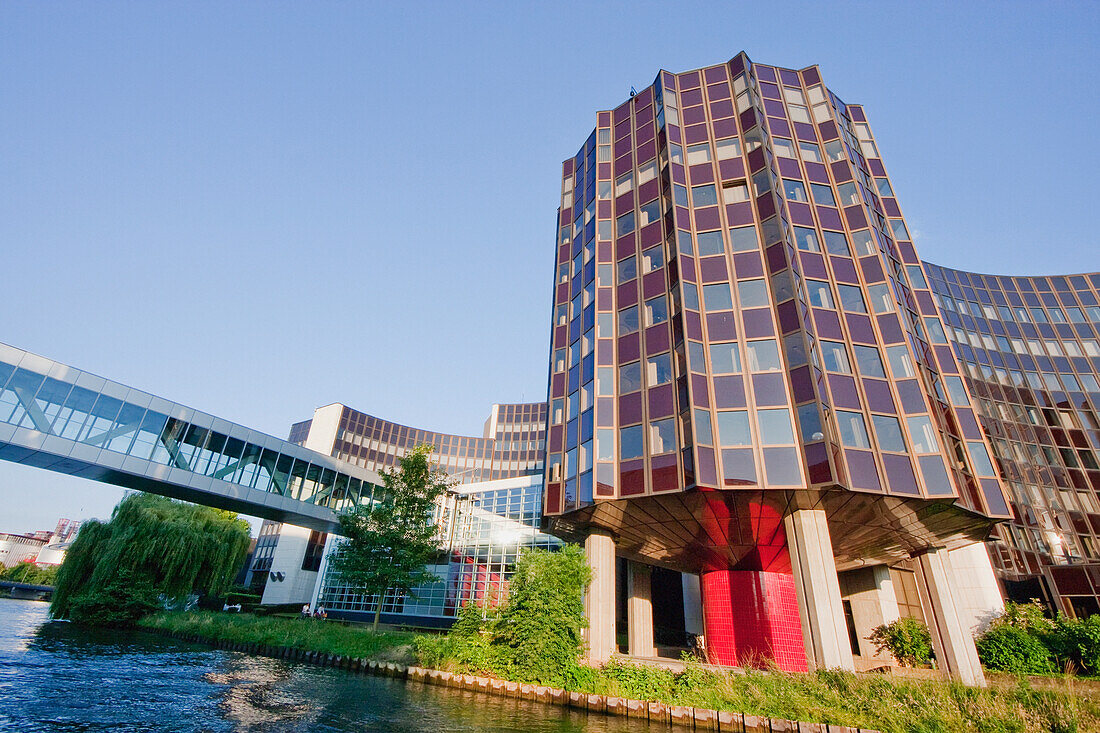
[317,477,560,621]
[925,263,1100,617]
[317,403,546,483]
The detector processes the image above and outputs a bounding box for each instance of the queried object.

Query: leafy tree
[51,493,251,626]
[868,616,933,667]
[327,444,452,630]
[975,624,1056,674]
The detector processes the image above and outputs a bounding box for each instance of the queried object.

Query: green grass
[139,611,418,663]
[140,612,1100,732]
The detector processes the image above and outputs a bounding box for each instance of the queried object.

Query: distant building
[0,532,47,567]
[0,518,82,567]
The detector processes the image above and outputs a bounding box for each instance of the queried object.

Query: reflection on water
[0,598,651,732]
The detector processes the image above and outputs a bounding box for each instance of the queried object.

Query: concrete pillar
[839,565,900,662]
[784,508,855,671]
[682,572,704,636]
[948,542,1004,636]
[914,547,986,686]
[627,561,656,658]
[584,529,616,664]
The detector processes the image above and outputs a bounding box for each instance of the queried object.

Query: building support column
[682,572,704,636]
[627,561,656,658]
[914,548,986,686]
[947,542,1004,636]
[584,529,616,664]
[785,508,856,671]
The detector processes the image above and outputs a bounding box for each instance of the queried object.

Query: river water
[0,598,651,732]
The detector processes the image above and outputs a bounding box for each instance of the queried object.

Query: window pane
[836,411,870,449]
[797,403,824,442]
[967,441,996,476]
[758,409,794,445]
[717,411,752,447]
[618,305,639,334]
[697,230,724,256]
[867,283,893,313]
[686,143,711,165]
[645,296,668,327]
[783,179,807,202]
[620,425,644,460]
[709,342,741,374]
[821,341,851,373]
[723,181,749,203]
[872,415,906,452]
[837,284,867,313]
[798,142,823,163]
[886,346,915,378]
[703,283,733,311]
[823,231,849,256]
[694,409,714,445]
[737,279,769,308]
[617,255,637,282]
[619,362,642,393]
[746,340,781,372]
[616,211,635,236]
[729,226,758,252]
[793,226,820,252]
[810,183,835,206]
[641,246,664,273]
[853,345,886,378]
[716,137,742,160]
[806,280,834,309]
[692,184,718,207]
[647,353,672,386]
[649,418,676,454]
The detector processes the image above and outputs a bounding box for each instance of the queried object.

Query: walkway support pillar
[914,548,986,686]
[584,528,616,664]
[627,561,656,658]
[784,508,856,671]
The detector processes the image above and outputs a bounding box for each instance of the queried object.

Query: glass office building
[542,51,1016,683]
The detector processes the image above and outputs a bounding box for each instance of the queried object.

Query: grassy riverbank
[140,611,1099,732]
[139,611,417,663]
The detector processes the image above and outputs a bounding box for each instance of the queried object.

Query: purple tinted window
[752,373,788,406]
[883,454,920,495]
[896,380,927,414]
[764,447,802,485]
[742,308,775,338]
[721,448,756,486]
[862,379,897,413]
[827,374,861,409]
[918,454,954,495]
[845,450,881,491]
[712,375,746,408]
[697,446,717,486]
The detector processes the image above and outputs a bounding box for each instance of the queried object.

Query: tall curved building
[543,51,1015,683]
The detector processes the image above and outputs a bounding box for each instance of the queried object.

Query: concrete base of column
[627,561,656,658]
[584,529,616,664]
[915,548,986,686]
[785,508,856,672]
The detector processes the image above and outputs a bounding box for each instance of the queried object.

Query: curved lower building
[543,51,1018,683]
[923,263,1100,618]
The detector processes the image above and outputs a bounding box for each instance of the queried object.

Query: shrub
[66,568,161,627]
[490,545,590,686]
[976,625,1056,674]
[868,616,933,667]
[1050,614,1100,676]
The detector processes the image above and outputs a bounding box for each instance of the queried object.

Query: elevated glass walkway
[0,342,384,531]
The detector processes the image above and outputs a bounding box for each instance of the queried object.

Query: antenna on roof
[630,86,637,97]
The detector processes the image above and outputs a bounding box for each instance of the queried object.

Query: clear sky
[1,1,1097,535]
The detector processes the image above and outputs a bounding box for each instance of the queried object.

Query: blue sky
[1,1,1097,534]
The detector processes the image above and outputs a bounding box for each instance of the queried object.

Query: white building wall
[260,524,319,606]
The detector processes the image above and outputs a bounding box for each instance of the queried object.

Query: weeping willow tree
[51,493,251,626]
